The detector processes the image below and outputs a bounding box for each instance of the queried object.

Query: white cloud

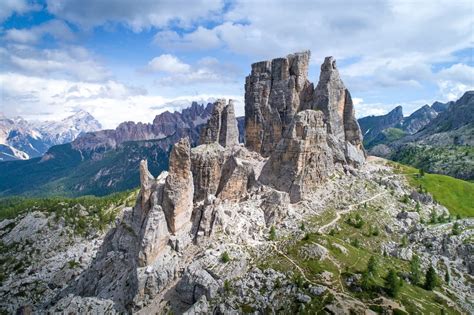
[147,54,191,73]
[144,54,241,86]
[153,26,222,51]
[0,0,39,22]
[0,72,243,128]
[1,44,111,82]
[45,0,224,31]
[4,20,75,43]
[152,0,472,95]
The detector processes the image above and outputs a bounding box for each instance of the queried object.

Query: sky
[0,0,473,129]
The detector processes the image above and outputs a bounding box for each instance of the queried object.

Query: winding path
[318,192,387,234]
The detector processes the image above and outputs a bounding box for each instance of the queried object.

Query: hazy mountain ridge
[0,110,102,161]
[358,92,474,180]
[0,102,216,197]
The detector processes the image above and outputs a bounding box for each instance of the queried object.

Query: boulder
[176,262,220,305]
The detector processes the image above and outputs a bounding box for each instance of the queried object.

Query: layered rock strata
[245,53,365,166]
[259,110,335,202]
[199,99,239,147]
[244,51,313,157]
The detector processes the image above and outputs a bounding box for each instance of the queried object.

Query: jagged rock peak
[139,159,155,210]
[244,51,313,157]
[200,99,239,147]
[163,137,194,235]
[245,51,365,164]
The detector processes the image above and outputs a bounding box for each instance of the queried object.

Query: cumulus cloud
[4,20,75,43]
[144,54,241,86]
[45,0,224,31]
[153,26,222,51]
[1,44,111,82]
[147,54,191,73]
[0,72,242,128]
[0,0,39,22]
[151,0,473,99]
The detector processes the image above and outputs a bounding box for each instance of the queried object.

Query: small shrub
[452,222,461,236]
[350,238,360,248]
[409,255,422,286]
[401,235,408,247]
[300,222,305,231]
[221,251,230,263]
[224,279,232,292]
[269,226,276,241]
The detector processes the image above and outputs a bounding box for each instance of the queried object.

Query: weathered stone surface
[259,110,335,202]
[191,143,227,202]
[260,189,290,226]
[139,160,155,210]
[216,150,256,201]
[200,99,239,147]
[245,51,312,157]
[245,53,365,167]
[138,172,170,267]
[163,137,194,234]
[176,261,220,305]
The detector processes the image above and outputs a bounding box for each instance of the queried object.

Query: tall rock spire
[309,56,364,150]
[244,51,313,157]
[200,99,239,147]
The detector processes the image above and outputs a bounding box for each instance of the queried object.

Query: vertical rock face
[163,137,194,234]
[139,160,154,210]
[245,53,364,164]
[138,171,169,267]
[199,99,239,147]
[244,51,312,157]
[259,110,335,202]
[219,100,240,147]
[191,143,227,202]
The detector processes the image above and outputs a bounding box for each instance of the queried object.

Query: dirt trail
[318,192,386,233]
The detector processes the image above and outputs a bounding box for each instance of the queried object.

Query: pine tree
[367,256,378,276]
[410,255,422,286]
[424,265,438,290]
[385,269,401,298]
[444,270,450,285]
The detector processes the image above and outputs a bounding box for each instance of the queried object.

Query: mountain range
[358,91,473,180]
[0,102,215,197]
[0,110,101,161]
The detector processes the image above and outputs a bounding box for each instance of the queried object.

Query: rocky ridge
[46,51,366,312]
[0,110,101,161]
[2,52,472,314]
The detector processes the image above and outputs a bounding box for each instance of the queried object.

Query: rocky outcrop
[191,143,227,202]
[163,138,194,235]
[244,51,312,157]
[259,110,335,202]
[199,99,239,147]
[245,53,365,166]
[215,149,257,201]
[403,105,438,134]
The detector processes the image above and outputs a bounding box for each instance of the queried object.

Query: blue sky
[0,0,473,128]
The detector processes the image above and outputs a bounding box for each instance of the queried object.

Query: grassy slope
[389,161,474,217]
[259,197,463,314]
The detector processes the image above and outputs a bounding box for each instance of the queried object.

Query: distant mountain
[0,110,101,161]
[359,91,474,180]
[0,102,215,197]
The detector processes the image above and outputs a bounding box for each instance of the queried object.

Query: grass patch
[389,161,474,217]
